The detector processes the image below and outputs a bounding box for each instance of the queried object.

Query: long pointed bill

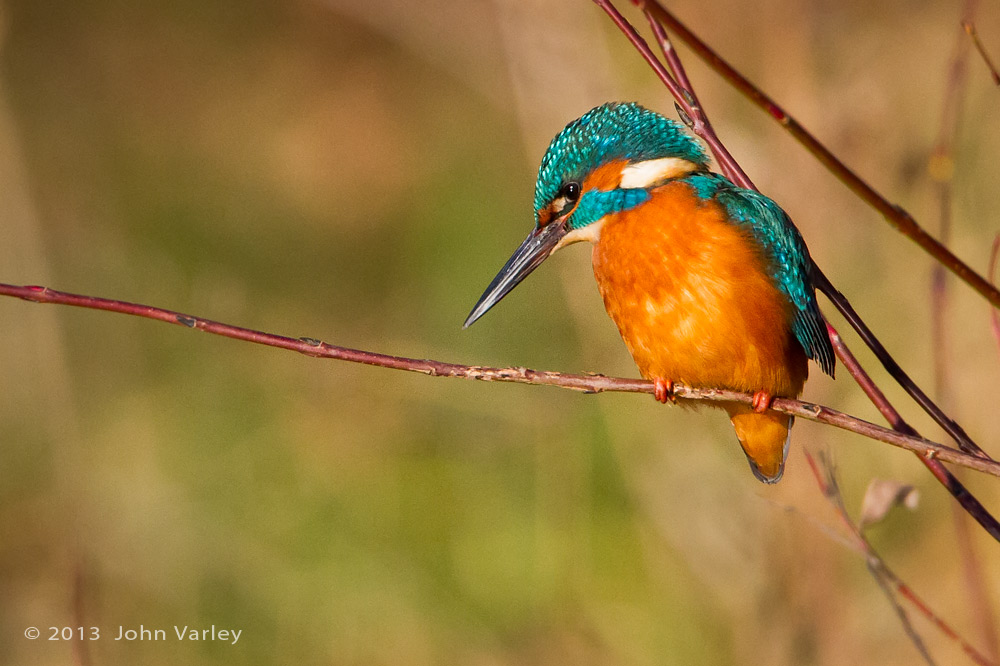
[463,221,568,328]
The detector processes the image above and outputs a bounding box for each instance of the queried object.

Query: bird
[463,102,835,483]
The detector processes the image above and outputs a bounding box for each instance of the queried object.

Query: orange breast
[592,180,808,398]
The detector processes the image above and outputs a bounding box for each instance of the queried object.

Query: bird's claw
[752,390,773,413]
[654,378,676,404]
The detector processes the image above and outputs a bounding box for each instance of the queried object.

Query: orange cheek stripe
[581,159,627,192]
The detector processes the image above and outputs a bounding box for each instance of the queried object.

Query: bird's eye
[562,182,581,202]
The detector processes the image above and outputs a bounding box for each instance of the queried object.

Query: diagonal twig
[641,8,751,187]
[990,235,1000,355]
[633,0,1000,310]
[964,21,1000,86]
[2,281,999,478]
[929,8,1000,660]
[805,452,996,666]
[814,267,988,460]
[824,322,1000,542]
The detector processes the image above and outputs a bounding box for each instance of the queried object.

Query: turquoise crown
[533,102,709,224]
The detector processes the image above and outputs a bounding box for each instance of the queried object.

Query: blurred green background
[1,1,999,664]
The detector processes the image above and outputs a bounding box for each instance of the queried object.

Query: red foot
[654,378,676,404]
[752,390,773,413]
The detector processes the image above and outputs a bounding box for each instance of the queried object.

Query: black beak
[463,221,569,328]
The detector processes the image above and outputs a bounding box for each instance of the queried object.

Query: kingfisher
[464,102,835,483]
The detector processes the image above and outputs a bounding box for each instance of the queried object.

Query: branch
[929,9,1000,660]
[964,20,1000,86]
[825,311,1000,542]
[990,235,1000,355]
[805,452,997,666]
[633,0,1000,310]
[641,8,752,187]
[814,267,988,459]
[2,281,998,478]
[592,0,747,187]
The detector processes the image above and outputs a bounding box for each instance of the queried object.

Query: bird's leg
[751,390,773,413]
[653,378,676,404]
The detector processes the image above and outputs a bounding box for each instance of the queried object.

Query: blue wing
[685,173,836,377]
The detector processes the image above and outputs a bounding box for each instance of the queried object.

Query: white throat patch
[553,217,606,252]
[619,157,698,189]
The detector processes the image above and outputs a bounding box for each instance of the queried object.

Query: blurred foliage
[1,0,999,664]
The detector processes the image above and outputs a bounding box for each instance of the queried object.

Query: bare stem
[990,235,1000,354]
[929,2,970,411]
[813,267,989,460]
[805,452,997,666]
[964,21,1000,86]
[635,0,1000,310]
[930,7,1000,660]
[640,8,753,188]
[825,316,1000,541]
[2,281,998,478]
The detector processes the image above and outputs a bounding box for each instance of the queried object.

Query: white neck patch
[553,217,606,252]
[619,157,698,189]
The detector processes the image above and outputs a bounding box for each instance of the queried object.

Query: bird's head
[464,102,708,328]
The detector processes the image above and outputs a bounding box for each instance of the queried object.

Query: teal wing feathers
[684,173,836,377]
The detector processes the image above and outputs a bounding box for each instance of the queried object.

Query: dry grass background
[1,1,999,664]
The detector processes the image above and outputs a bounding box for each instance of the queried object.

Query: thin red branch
[825,324,914,435]
[591,2,690,121]
[640,9,752,188]
[964,21,1000,86]
[990,235,1000,354]
[814,267,989,460]
[930,7,1000,660]
[634,0,1000,310]
[929,3,970,411]
[805,452,997,666]
[2,281,998,478]
[826,316,1000,542]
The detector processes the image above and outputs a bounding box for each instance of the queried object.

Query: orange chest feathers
[591,181,808,397]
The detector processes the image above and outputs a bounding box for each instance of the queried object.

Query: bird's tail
[725,405,793,484]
